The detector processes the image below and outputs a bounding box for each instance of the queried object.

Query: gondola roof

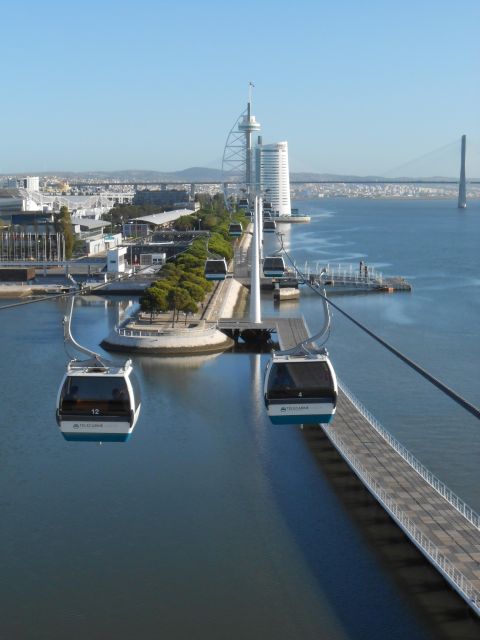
[66,357,131,375]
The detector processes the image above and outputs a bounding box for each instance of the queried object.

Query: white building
[24,176,40,191]
[255,141,291,216]
[107,246,128,274]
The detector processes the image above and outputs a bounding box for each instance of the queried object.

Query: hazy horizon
[1,166,478,182]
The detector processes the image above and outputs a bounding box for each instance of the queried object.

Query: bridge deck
[273,315,480,614]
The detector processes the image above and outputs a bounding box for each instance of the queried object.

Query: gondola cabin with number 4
[264,352,337,425]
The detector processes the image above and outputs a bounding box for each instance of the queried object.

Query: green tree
[174,215,197,231]
[176,253,204,270]
[202,214,219,230]
[180,281,205,302]
[168,287,194,326]
[208,233,233,260]
[58,205,74,259]
[182,299,198,324]
[141,286,169,323]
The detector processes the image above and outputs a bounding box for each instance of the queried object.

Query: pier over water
[219,312,480,615]
[216,201,480,616]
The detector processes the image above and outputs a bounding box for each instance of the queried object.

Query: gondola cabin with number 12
[56,358,141,441]
[264,352,337,425]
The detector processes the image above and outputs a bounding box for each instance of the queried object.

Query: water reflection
[137,353,221,373]
[1,200,479,638]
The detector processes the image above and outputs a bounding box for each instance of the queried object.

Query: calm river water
[0,198,479,639]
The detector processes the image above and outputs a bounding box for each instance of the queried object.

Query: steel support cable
[0,269,134,312]
[278,238,480,421]
[0,291,72,310]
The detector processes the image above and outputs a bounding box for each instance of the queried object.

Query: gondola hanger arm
[63,295,106,364]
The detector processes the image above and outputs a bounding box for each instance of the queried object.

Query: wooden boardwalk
[221,314,480,615]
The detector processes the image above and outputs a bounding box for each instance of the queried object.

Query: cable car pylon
[249,195,262,324]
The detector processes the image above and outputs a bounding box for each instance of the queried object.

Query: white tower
[255,140,291,216]
[237,83,261,192]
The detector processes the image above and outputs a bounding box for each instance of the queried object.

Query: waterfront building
[0,231,64,261]
[0,188,42,216]
[123,222,151,239]
[23,176,40,191]
[107,246,128,274]
[133,189,190,208]
[255,140,292,216]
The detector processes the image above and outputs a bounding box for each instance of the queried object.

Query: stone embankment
[101,321,233,355]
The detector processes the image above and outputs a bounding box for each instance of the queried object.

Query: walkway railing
[338,379,480,531]
[324,425,480,613]
[116,324,217,338]
[303,262,384,286]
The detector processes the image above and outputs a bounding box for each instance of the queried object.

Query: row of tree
[140,197,247,324]
[140,248,213,325]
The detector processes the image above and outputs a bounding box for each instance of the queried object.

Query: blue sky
[1,0,479,176]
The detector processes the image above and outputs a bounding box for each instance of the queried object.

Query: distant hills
[1,167,465,182]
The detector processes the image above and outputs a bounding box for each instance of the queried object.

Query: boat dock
[233,233,411,294]
[306,262,412,293]
[220,314,480,615]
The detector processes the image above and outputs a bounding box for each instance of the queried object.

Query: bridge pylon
[458,134,467,209]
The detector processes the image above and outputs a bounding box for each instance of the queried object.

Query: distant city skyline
[1,0,479,176]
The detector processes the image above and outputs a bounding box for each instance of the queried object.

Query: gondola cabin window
[60,376,130,416]
[267,361,334,399]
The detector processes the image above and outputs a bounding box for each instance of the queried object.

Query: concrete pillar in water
[458,134,467,209]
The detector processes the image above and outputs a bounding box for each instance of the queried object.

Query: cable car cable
[278,237,480,421]
[0,269,132,312]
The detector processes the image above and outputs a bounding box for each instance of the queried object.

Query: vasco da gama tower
[223,86,292,217]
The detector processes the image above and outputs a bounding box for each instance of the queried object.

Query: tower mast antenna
[248,81,255,115]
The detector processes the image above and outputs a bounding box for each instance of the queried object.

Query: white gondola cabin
[263,219,276,233]
[263,256,286,278]
[56,357,141,441]
[228,223,243,237]
[264,353,337,425]
[204,258,228,281]
[237,198,249,212]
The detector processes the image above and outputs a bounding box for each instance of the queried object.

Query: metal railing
[303,262,384,286]
[325,426,480,614]
[338,378,480,531]
[117,324,217,338]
